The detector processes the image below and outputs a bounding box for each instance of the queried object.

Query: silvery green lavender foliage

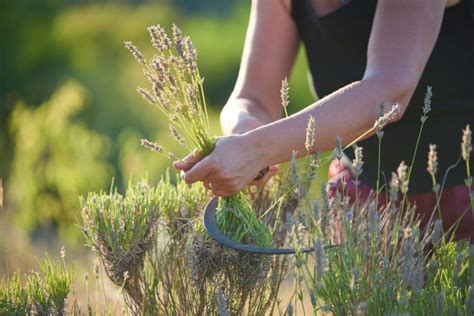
[0,255,72,316]
[285,87,473,315]
[80,174,299,315]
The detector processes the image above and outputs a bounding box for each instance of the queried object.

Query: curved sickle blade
[203,197,336,255]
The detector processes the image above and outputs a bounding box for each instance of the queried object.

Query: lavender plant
[80,179,160,313]
[0,255,72,315]
[80,174,296,315]
[283,89,474,315]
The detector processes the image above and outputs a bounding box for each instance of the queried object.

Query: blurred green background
[0,0,316,249]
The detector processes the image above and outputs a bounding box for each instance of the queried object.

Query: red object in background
[327,159,474,244]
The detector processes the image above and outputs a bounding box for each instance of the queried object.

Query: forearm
[246,77,408,167]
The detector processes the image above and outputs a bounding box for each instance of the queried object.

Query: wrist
[221,111,264,136]
[220,98,275,136]
[241,126,275,170]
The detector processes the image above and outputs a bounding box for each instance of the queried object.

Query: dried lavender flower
[374,104,401,131]
[141,138,164,153]
[400,228,414,288]
[430,219,443,244]
[169,124,186,147]
[137,87,156,105]
[150,55,168,79]
[290,150,299,185]
[183,36,198,73]
[420,85,432,123]
[280,77,290,112]
[427,144,438,177]
[167,151,178,161]
[309,289,317,307]
[320,182,330,213]
[352,145,364,178]
[312,201,321,223]
[462,124,472,162]
[397,161,409,194]
[94,259,100,280]
[172,24,184,57]
[305,115,316,152]
[378,101,385,118]
[332,136,343,161]
[124,41,146,65]
[314,237,327,283]
[389,172,399,203]
[367,201,379,236]
[147,24,171,51]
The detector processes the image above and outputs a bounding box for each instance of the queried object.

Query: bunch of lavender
[125,25,272,250]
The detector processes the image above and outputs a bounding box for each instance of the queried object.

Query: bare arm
[178,0,447,196]
[220,0,299,135]
[251,0,446,165]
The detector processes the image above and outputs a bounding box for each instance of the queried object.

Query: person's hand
[173,134,270,197]
[224,114,280,186]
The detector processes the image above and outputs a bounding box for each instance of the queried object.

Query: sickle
[203,197,338,255]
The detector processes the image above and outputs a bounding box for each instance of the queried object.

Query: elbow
[362,70,419,122]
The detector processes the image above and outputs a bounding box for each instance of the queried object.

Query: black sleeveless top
[291,0,474,193]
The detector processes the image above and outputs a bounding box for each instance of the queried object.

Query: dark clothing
[291,0,474,194]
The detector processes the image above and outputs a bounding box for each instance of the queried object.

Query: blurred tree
[0,0,71,181]
[7,81,112,245]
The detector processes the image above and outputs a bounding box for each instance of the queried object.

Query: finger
[173,148,204,171]
[183,156,214,184]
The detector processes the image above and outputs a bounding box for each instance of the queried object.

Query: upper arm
[229,0,300,121]
[363,0,446,112]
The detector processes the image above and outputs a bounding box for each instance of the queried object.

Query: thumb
[173,148,204,171]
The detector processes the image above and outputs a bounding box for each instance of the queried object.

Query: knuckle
[207,158,220,171]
